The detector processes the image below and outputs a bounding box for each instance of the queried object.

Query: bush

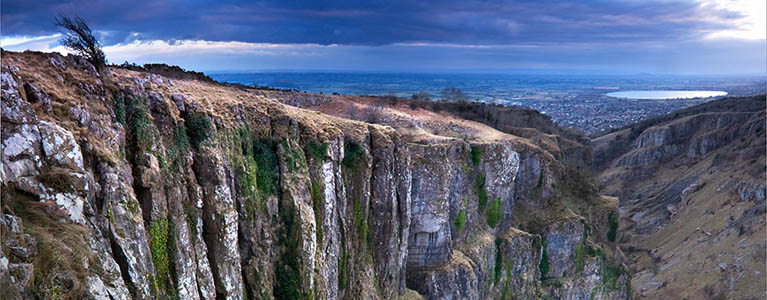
[305,139,329,162]
[470,145,482,167]
[475,173,488,211]
[342,140,364,170]
[607,213,618,242]
[113,92,126,125]
[127,97,154,154]
[185,113,213,149]
[539,239,550,279]
[486,197,503,228]
[253,140,279,197]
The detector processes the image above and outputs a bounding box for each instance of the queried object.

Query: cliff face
[594,96,766,299]
[0,51,628,300]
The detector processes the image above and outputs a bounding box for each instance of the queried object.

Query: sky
[1,0,765,75]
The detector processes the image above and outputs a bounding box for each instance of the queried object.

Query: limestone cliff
[594,95,766,299]
[0,51,628,300]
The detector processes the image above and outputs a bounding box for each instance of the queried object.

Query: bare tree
[55,15,106,72]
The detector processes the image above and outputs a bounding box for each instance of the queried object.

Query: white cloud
[701,0,766,40]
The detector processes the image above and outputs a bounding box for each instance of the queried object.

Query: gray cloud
[1,0,746,46]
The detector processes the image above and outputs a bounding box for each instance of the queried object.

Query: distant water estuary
[605,90,727,100]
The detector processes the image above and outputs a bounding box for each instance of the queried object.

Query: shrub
[305,139,329,162]
[253,140,279,197]
[113,92,126,125]
[539,239,550,279]
[274,201,305,300]
[165,125,190,170]
[486,197,503,228]
[475,173,488,211]
[607,213,618,242]
[599,256,624,291]
[282,140,307,172]
[454,210,467,233]
[342,140,364,170]
[185,113,213,149]
[470,145,482,167]
[127,97,154,154]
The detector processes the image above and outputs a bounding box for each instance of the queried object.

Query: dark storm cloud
[1,0,744,46]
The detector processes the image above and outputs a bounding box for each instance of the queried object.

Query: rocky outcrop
[595,95,766,299]
[0,51,628,300]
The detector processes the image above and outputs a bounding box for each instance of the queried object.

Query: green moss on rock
[486,197,502,228]
[475,173,488,211]
[454,210,467,233]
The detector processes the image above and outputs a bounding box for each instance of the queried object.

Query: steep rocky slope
[594,95,766,299]
[0,50,629,299]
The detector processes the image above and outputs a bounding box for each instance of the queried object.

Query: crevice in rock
[110,235,137,297]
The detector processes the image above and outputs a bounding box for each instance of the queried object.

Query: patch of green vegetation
[475,173,488,211]
[486,197,502,228]
[470,144,482,167]
[353,198,370,249]
[165,125,191,171]
[305,139,329,162]
[590,286,600,300]
[599,256,624,292]
[311,179,323,243]
[542,278,563,288]
[282,140,307,172]
[539,239,549,279]
[253,140,279,197]
[494,239,503,285]
[342,140,365,170]
[454,209,467,233]
[148,218,173,296]
[127,96,155,154]
[113,92,126,125]
[239,154,262,217]
[338,250,350,290]
[574,242,585,273]
[125,197,140,216]
[185,112,213,149]
[107,205,115,224]
[607,213,619,242]
[274,200,309,300]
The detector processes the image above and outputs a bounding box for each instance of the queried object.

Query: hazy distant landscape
[212,72,766,134]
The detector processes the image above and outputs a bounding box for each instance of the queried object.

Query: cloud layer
[2,0,764,74]
[2,0,757,45]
